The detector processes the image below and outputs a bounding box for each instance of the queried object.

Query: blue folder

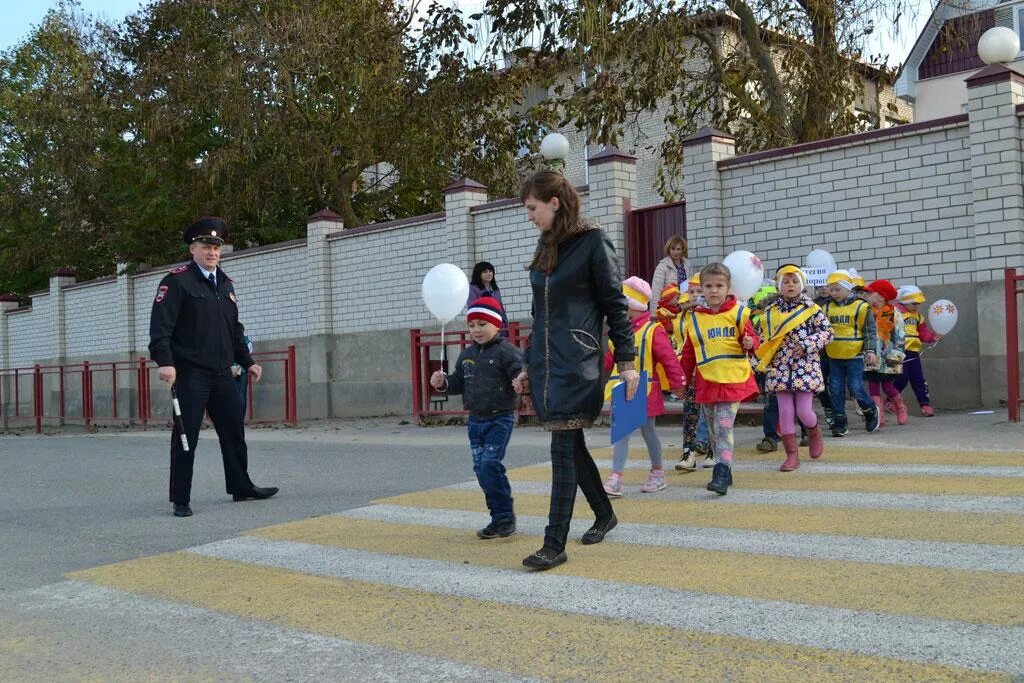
[610,370,648,444]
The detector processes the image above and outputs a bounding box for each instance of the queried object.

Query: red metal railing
[0,346,297,432]
[1006,268,1024,423]
[411,323,533,422]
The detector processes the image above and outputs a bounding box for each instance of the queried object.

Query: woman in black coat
[512,170,638,570]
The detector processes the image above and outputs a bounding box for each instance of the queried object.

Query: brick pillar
[443,178,489,270]
[305,208,344,419]
[965,64,1024,407]
[966,64,1024,278]
[587,146,637,256]
[0,294,18,369]
[681,127,736,263]
[115,263,136,355]
[50,268,76,362]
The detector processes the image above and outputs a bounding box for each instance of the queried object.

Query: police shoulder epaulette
[169,265,189,274]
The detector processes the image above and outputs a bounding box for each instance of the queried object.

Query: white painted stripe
[340,505,1024,574]
[589,458,1024,478]
[7,580,534,682]
[189,536,1024,674]
[461,479,1024,514]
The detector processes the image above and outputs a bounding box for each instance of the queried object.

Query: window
[1016,6,1024,55]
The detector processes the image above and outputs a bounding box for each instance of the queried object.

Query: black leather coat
[525,227,635,428]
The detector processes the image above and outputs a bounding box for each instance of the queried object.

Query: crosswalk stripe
[334,504,1024,574]
[375,489,1024,546]
[590,458,1024,478]
[69,549,1002,681]
[443,479,1024,514]
[0,580,531,682]
[250,514,1024,625]
[184,537,1024,673]
[504,465,1024,495]
[591,446,1024,467]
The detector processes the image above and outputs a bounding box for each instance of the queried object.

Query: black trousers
[544,429,614,552]
[169,368,255,504]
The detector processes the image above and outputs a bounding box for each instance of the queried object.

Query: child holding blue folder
[603,277,685,496]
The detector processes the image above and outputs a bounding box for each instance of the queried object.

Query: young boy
[679,263,760,495]
[822,271,880,436]
[430,297,523,538]
[895,285,940,416]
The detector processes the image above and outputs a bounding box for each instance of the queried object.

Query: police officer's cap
[183,217,228,246]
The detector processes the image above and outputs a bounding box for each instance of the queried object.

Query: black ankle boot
[706,462,732,495]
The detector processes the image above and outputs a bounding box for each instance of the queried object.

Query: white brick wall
[7,297,53,366]
[65,282,121,356]
[715,122,974,285]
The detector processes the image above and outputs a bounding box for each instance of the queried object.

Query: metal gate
[626,200,686,281]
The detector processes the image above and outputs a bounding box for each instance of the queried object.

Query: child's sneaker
[640,468,667,493]
[756,437,778,452]
[863,405,880,433]
[921,405,935,417]
[702,454,716,468]
[675,451,697,471]
[477,517,516,539]
[603,473,623,498]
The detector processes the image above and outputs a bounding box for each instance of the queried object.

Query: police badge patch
[155,285,169,303]
[228,292,237,303]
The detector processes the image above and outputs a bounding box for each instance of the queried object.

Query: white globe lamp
[539,132,571,172]
[978,27,1020,65]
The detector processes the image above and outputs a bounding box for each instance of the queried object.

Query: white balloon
[805,248,837,273]
[421,263,470,323]
[722,250,764,301]
[927,299,958,336]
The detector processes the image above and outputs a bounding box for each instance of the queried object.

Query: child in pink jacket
[603,277,685,496]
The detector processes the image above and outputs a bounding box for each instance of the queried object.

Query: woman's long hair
[470,261,499,291]
[519,171,583,273]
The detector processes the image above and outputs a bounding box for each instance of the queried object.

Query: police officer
[149,217,278,517]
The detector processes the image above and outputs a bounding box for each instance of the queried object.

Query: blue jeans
[696,411,709,444]
[828,357,874,416]
[468,413,515,524]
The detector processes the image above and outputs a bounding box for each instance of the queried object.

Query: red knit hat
[467,297,504,328]
[865,279,898,301]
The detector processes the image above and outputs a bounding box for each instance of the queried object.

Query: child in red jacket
[680,263,760,495]
[603,277,685,496]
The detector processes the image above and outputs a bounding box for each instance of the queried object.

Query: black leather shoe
[522,547,567,570]
[173,503,193,517]
[232,486,279,502]
[580,514,618,545]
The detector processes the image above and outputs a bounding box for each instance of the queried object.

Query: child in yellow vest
[675,273,716,471]
[679,263,759,495]
[756,265,833,471]
[823,271,880,436]
[603,277,686,496]
[863,279,907,426]
[894,285,941,416]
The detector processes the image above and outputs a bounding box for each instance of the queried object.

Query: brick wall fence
[1,63,1022,418]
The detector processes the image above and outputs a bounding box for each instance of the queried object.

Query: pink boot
[807,422,825,459]
[921,405,935,417]
[779,434,800,472]
[872,396,886,428]
[892,394,909,425]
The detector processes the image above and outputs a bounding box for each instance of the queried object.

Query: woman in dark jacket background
[512,170,638,570]
[468,261,508,331]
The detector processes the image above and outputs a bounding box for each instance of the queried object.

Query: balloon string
[440,322,446,369]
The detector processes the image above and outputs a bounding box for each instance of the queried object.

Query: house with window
[897,0,1024,121]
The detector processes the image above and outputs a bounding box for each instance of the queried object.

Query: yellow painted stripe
[70,552,1002,682]
[249,515,1024,626]
[592,446,1024,467]
[375,489,1024,547]
[505,465,1024,496]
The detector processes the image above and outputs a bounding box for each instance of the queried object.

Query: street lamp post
[539,132,571,174]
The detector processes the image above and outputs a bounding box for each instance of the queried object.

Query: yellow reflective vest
[824,299,870,359]
[685,305,753,384]
[604,321,659,402]
[903,309,924,352]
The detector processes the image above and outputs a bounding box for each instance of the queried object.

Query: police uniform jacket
[149,261,254,373]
